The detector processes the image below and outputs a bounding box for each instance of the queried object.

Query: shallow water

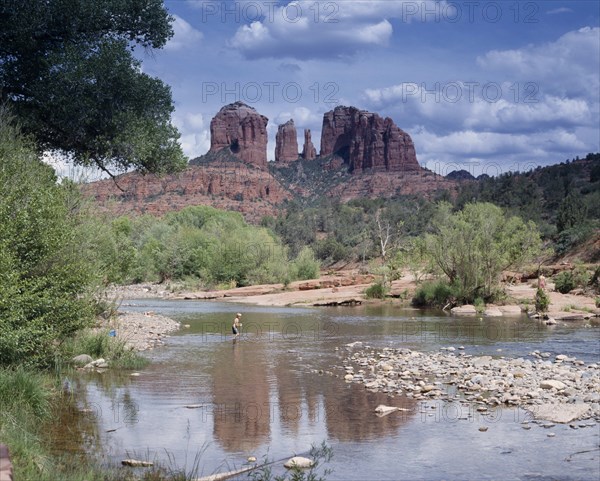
[59,301,600,480]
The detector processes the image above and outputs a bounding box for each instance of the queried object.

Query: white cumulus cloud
[164,14,203,51]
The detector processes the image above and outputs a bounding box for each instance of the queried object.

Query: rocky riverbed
[112,311,181,351]
[339,343,600,424]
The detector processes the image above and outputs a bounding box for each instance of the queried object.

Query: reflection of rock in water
[274,352,303,435]
[300,370,418,443]
[211,341,270,452]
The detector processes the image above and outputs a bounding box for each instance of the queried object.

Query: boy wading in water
[232,313,242,337]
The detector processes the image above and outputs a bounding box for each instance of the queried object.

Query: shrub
[292,246,320,280]
[595,297,600,308]
[0,113,96,368]
[365,282,387,299]
[554,271,575,294]
[412,279,456,308]
[535,288,550,313]
[474,297,485,313]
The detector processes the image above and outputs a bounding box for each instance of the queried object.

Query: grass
[63,329,149,370]
[561,304,593,313]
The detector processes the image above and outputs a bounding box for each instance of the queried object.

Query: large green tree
[0,0,186,175]
[423,202,542,301]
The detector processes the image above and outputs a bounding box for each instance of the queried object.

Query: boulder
[540,380,567,390]
[484,307,503,317]
[284,457,314,469]
[209,102,268,168]
[451,305,477,315]
[72,354,93,365]
[319,106,421,173]
[301,129,317,160]
[275,119,298,163]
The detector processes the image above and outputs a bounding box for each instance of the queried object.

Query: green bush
[292,246,321,280]
[412,280,456,308]
[365,282,387,299]
[535,288,550,313]
[554,271,575,294]
[0,112,96,368]
[315,236,351,264]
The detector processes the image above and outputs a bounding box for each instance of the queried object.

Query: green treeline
[267,153,600,266]
[88,205,320,288]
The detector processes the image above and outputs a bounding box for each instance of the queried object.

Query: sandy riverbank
[107,270,599,321]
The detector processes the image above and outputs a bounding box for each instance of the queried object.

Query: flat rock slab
[499,305,523,316]
[528,403,590,423]
[451,305,477,315]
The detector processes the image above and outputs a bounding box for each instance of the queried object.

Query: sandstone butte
[209,101,268,168]
[275,119,299,163]
[82,102,455,222]
[320,105,420,173]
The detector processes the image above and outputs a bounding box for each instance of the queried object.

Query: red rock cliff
[320,106,420,173]
[275,119,298,163]
[209,102,268,168]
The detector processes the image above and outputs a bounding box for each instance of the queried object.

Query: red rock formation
[209,102,269,168]
[274,119,298,163]
[301,129,317,160]
[320,106,420,173]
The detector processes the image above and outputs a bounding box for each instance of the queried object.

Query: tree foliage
[0,0,186,175]
[0,112,96,367]
[90,205,320,287]
[423,202,543,302]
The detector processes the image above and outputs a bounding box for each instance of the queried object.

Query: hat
[237,313,242,317]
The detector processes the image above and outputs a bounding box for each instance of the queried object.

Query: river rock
[284,457,314,469]
[484,307,503,317]
[344,374,354,381]
[72,354,93,365]
[122,459,153,467]
[540,380,567,390]
[374,405,399,416]
[528,403,591,423]
[451,305,477,315]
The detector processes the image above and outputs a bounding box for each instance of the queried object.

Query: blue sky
[138,1,599,176]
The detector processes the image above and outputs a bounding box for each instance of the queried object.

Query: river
[56,300,600,481]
